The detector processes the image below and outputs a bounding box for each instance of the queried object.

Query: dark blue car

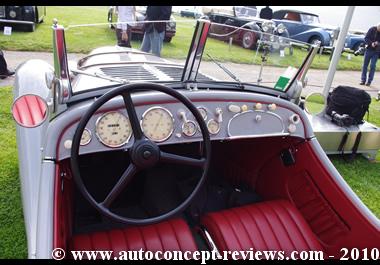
[272,9,364,52]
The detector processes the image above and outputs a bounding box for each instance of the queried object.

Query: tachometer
[95,111,132,148]
[141,107,174,142]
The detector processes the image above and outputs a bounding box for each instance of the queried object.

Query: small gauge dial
[141,107,174,142]
[182,121,197,137]
[80,128,92,146]
[197,107,208,120]
[95,111,132,148]
[207,119,220,135]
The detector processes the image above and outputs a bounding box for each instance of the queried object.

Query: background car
[108,6,176,43]
[0,6,45,32]
[208,6,290,50]
[180,8,203,19]
[272,9,365,53]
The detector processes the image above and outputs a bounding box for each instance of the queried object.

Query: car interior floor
[58,135,349,253]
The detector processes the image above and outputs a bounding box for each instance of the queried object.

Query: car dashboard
[55,90,307,161]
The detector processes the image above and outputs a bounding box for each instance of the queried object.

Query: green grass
[0,87,27,258]
[0,85,379,258]
[0,6,377,71]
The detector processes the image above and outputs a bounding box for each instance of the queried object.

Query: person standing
[0,50,15,79]
[115,6,136,48]
[360,23,380,86]
[259,6,273,20]
[140,6,172,57]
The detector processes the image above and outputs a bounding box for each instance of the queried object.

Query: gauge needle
[154,114,163,132]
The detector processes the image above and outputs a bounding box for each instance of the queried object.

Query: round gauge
[95,111,132,148]
[207,119,220,135]
[182,121,197,137]
[80,128,92,146]
[141,107,174,142]
[197,107,208,120]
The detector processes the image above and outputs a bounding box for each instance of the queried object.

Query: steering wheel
[70,83,211,225]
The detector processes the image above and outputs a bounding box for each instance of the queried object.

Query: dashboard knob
[241,104,248,112]
[268,104,277,111]
[64,140,72,149]
[255,103,262,110]
[228,104,241,113]
[288,124,297,133]
[178,110,188,122]
[289,114,300,124]
[216,108,223,123]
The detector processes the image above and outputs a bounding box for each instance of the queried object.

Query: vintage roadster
[12,18,379,260]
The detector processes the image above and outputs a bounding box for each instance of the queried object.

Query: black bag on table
[326,85,371,126]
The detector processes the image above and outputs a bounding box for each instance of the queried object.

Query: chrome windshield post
[181,19,211,83]
[52,19,71,104]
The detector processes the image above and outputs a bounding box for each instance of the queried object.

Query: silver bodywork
[13,19,380,259]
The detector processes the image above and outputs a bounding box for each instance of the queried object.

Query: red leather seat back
[70,218,198,255]
[201,200,324,253]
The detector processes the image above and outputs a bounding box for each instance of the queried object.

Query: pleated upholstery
[70,218,198,254]
[13,95,46,127]
[201,200,324,254]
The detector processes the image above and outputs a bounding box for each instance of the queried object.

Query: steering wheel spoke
[122,91,144,140]
[160,151,206,168]
[101,163,138,208]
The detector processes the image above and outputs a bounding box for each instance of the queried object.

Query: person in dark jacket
[140,6,172,57]
[0,50,15,79]
[259,6,273,20]
[360,23,380,86]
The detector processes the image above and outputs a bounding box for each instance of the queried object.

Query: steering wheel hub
[130,139,160,169]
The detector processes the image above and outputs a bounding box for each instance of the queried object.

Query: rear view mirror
[11,94,48,128]
[304,93,326,115]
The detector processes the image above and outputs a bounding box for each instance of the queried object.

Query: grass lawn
[0,6,378,71]
[0,85,379,258]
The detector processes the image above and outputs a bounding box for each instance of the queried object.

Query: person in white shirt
[116,6,136,48]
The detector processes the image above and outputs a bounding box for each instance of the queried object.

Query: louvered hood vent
[99,64,213,82]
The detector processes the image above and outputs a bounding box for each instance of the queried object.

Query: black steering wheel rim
[70,82,211,225]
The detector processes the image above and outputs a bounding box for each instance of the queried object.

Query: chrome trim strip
[52,20,71,104]
[182,19,211,82]
[78,51,153,67]
[78,61,183,71]
[0,19,34,24]
[198,227,221,256]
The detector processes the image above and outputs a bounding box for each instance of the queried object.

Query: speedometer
[141,107,174,142]
[95,111,132,148]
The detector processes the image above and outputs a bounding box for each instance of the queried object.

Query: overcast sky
[174,6,380,32]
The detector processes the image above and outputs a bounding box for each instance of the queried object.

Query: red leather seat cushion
[201,200,324,253]
[70,218,197,254]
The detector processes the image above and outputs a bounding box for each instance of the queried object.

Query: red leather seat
[201,200,324,254]
[70,218,198,254]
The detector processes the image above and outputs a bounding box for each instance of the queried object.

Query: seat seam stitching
[230,208,257,250]
[167,220,182,250]
[242,206,270,250]
[220,211,244,250]
[153,223,165,251]
[279,201,313,250]
[256,203,282,249]
[266,203,298,251]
